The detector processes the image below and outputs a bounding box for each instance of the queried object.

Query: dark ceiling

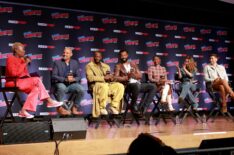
[1,0,234,28]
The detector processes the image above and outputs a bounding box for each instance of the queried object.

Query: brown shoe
[57,107,71,115]
[72,106,84,115]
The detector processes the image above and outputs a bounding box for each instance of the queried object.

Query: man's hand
[67,75,75,82]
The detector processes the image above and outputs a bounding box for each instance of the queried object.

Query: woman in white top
[203,54,234,113]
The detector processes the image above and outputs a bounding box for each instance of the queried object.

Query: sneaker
[18,110,34,119]
[47,100,63,108]
[100,109,108,115]
[110,107,119,115]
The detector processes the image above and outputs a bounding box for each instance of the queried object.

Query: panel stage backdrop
[0,1,234,116]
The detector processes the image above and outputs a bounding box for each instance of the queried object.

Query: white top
[203,64,228,82]
[123,63,139,83]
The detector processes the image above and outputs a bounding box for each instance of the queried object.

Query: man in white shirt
[204,54,234,113]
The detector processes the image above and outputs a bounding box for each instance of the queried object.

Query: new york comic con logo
[65,25,81,30]
[200,29,212,34]
[103,57,118,63]
[113,29,128,34]
[8,20,27,24]
[0,53,12,59]
[23,31,42,38]
[124,20,139,27]
[145,23,158,29]
[26,54,43,60]
[184,44,196,50]
[52,34,69,40]
[78,56,92,63]
[90,27,105,32]
[23,9,42,16]
[102,38,118,44]
[37,22,55,27]
[165,43,178,49]
[77,15,94,21]
[102,17,117,24]
[0,6,13,13]
[0,29,13,36]
[217,47,228,53]
[164,25,177,31]
[145,41,159,47]
[183,27,195,32]
[38,45,55,49]
[216,30,228,36]
[51,12,69,19]
[201,45,212,52]
[78,36,94,42]
[125,40,139,46]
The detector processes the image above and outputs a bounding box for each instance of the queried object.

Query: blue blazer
[52,59,81,83]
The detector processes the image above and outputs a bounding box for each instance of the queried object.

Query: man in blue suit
[52,47,84,115]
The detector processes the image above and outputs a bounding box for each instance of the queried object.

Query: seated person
[148,56,174,111]
[175,56,199,109]
[5,42,63,118]
[114,50,156,114]
[85,51,124,117]
[127,133,177,155]
[52,47,85,115]
[204,54,234,113]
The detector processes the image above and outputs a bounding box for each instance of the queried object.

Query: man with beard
[114,50,156,114]
[85,51,124,117]
[52,47,84,115]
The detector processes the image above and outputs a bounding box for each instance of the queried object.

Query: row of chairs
[0,66,233,128]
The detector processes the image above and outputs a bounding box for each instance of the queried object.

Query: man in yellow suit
[85,51,124,117]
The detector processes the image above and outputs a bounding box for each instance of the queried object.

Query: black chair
[0,66,23,127]
[173,80,202,123]
[141,73,175,125]
[122,92,141,125]
[150,90,176,125]
[205,82,234,122]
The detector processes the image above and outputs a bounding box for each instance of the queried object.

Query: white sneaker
[18,111,34,119]
[110,107,119,115]
[47,100,63,108]
[100,109,108,115]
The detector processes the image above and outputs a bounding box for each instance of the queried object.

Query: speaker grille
[1,122,51,144]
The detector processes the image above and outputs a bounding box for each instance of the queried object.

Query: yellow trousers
[92,82,124,117]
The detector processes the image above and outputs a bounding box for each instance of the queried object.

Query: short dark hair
[152,55,160,61]
[93,51,102,56]
[210,53,219,59]
[118,50,128,56]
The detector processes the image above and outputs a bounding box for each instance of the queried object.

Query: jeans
[53,83,85,107]
[179,81,198,106]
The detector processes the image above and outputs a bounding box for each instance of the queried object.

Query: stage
[0,116,234,155]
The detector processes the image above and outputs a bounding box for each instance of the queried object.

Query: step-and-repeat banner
[0,1,234,116]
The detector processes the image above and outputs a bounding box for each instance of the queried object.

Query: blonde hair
[12,42,24,55]
[185,56,197,72]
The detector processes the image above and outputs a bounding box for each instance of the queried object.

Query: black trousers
[125,82,156,111]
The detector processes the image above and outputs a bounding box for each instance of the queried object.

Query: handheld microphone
[24,55,31,65]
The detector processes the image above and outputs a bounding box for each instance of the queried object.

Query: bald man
[52,47,85,115]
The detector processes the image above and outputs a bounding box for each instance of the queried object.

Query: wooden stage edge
[1,117,234,155]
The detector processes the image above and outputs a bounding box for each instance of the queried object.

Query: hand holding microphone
[24,55,32,65]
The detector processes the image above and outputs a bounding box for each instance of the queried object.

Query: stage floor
[1,116,234,155]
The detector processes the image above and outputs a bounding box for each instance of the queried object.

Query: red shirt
[5,55,29,87]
